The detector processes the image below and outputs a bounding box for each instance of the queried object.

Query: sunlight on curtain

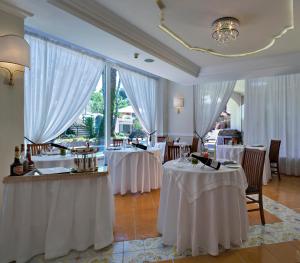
[118,67,157,136]
[244,73,300,175]
[24,34,105,143]
[194,80,236,139]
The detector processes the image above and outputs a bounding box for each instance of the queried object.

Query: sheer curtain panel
[244,74,300,175]
[193,80,236,139]
[118,67,157,136]
[25,34,105,143]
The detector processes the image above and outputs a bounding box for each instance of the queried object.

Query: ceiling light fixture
[212,17,239,44]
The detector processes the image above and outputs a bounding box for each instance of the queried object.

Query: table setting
[104,144,163,195]
[158,155,249,256]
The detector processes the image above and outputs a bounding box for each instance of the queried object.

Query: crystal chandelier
[212,17,240,44]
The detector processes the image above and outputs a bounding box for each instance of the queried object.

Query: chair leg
[277,162,281,181]
[259,192,265,225]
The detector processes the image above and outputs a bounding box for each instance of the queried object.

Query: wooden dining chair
[269,140,281,180]
[191,136,199,153]
[167,145,180,161]
[29,143,51,156]
[242,148,266,225]
[113,138,123,147]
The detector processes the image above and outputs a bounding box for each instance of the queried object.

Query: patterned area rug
[30,196,300,263]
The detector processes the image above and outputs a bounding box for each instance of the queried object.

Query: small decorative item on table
[60,148,66,156]
[191,157,199,166]
[72,146,98,172]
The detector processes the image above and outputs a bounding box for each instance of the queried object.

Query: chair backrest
[191,137,199,153]
[269,140,281,163]
[157,136,167,143]
[242,148,266,191]
[167,145,180,161]
[113,139,123,147]
[29,143,51,156]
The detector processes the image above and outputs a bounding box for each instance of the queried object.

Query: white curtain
[244,74,300,175]
[193,80,236,139]
[118,67,157,135]
[25,34,105,143]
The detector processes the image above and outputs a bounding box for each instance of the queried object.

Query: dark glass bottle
[131,142,147,150]
[10,146,23,176]
[26,145,35,171]
[191,154,221,170]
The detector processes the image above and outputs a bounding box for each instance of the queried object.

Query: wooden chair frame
[242,148,266,225]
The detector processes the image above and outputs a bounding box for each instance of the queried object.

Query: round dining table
[158,159,249,256]
[104,147,163,195]
[216,144,271,185]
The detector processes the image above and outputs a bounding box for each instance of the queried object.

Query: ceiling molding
[0,1,33,19]
[48,0,200,77]
[156,0,294,58]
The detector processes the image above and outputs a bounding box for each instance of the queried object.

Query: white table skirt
[216,145,271,185]
[104,148,162,195]
[0,176,114,263]
[158,161,248,256]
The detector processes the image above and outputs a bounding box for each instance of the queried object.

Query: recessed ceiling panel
[160,0,293,56]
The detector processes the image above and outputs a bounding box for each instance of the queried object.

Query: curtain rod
[25,26,159,80]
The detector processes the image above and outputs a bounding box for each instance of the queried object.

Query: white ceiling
[6,0,300,85]
[97,0,294,59]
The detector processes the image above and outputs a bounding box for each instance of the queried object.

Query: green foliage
[89,91,104,113]
[83,116,95,138]
[65,128,75,135]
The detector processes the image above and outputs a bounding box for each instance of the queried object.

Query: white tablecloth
[158,160,248,256]
[0,176,114,263]
[104,147,162,194]
[216,145,271,185]
[155,142,166,160]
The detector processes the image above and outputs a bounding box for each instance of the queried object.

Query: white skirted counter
[0,168,114,263]
[104,147,163,195]
[158,160,249,256]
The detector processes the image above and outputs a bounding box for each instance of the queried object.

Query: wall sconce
[0,34,30,86]
[173,97,184,114]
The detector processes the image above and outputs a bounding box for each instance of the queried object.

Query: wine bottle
[191,153,221,170]
[23,145,30,172]
[132,143,147,150]
[25,145,35,172]
[10,146,23,176]
[20,144,25,164]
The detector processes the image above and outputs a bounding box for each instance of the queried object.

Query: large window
[110,68,144,142]
[54,66,144,150]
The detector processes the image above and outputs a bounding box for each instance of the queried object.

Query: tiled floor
[30,176,300,262]
[113,188,282,242]
[114,190,160,241]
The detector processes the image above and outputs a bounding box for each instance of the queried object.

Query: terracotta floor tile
[236,246,280,263]
[114,176,300,243]
[264,242,300,263]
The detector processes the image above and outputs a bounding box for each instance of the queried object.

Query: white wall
[167,81,194,143]
[0,10,24,206]
[156,78,168,136]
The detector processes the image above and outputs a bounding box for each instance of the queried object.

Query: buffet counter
[0,168,114,263]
